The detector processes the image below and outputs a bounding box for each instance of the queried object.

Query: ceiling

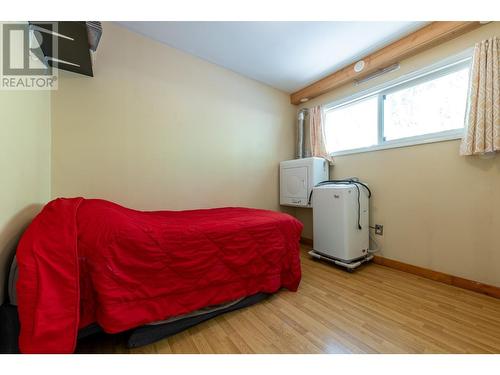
[117,21,427,93]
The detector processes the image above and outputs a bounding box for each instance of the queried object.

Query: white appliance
[310,183,372,270]
[279,157,329,207]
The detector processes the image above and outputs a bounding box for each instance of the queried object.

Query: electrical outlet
[375,224,384,236]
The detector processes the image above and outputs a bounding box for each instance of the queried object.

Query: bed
[14,198,303,353]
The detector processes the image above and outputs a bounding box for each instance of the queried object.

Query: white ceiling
[117,21,427,93]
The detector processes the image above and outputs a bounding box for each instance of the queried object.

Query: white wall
[0,33,51,303]
[0,21,295,304]
[295,22,500,287]
[51,22,296,212]
[6,21,498,302]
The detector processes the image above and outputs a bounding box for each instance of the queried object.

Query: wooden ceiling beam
[290,21,484,105]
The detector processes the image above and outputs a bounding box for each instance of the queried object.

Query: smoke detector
[354,60,365,73]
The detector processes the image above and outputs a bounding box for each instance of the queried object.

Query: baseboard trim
[373,255,500,299]
[300,237,313,247]
[299,238,500,299]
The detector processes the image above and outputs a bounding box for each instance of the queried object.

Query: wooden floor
[77,246,500,354]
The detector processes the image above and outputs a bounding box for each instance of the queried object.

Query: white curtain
[460,37,500,156]
[309,106,334,163]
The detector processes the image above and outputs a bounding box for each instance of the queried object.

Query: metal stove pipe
[296,109,308,159]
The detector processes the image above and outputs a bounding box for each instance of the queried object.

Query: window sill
[329,129,464,157]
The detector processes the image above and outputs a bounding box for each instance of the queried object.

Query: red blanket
[16,198,302,353]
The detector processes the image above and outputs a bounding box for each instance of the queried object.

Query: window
[324,96,378,152]
[323,57,471,155]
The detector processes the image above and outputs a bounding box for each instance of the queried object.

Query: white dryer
[279,157,329,207]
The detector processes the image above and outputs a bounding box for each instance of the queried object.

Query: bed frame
[0,292,271,353]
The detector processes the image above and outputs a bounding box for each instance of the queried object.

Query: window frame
[323,50,473,157]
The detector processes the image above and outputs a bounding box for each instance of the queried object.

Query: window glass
[322,60,471,154]
[324,96,378,153]
[383,67,469,141]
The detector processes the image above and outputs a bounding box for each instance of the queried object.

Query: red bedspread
[16,198,303,353]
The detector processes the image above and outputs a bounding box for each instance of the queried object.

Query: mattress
[8,256,18,306]
[4,253,273,352]
[0,293,271,353]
